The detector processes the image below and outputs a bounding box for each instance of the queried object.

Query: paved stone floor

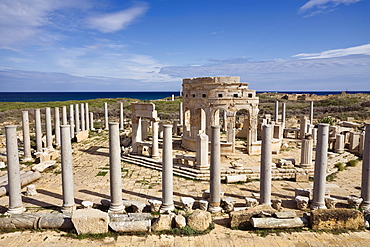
[0,131,369,246]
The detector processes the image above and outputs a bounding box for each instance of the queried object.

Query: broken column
[85,103,89,131]
[299,116,308,139]
[69,104,74,138]
[62,106,68,125]
[54,107,61,146]
[75,104,80,133]
[151,119,159,159]
[45,107,53,149]
[104,102,109,130]
[196,133,209,169]
[108,122,125,213]
[260,124,272,206]
[34,109,43,152]
[209,125,222,213]
[60,125,75,212]
[312,124,329,210]
[80,103,85,132]
[361,123,370,210]
[5,125,25,214]
[21,111,32,161]
[334,134,345,153]
[160,125,174,212]
[120,102,124,130]
[300,134,313,168]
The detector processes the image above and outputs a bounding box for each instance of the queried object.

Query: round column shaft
[74,104,80,134]
[312,124,329,210]
[90,112,95,130]
[5,125,25,214]
[108,122,125,213]
[274,101,279,122]
[361,123,370,209]
[120,102,124,130]
[151,120,159,159]
[34,109,43,152]
[54,107,60,146]
[80,103,85,132]
[209,125,222,212]
[85,103,90,131]
[69,105,74,138]
[60,125,75,211]
[104,102,109,130]
[45,107,53,149]
[160,125,174,212]
[62,106,68,125]
[21,111,32,161]
[260,124,272,205]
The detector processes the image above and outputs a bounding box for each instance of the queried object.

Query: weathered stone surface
[148,199,162,212]
[221,197,236,212]
[71,208,109,234]
[295,196,309,210]
[109,220,151,232]
[310,209,364,230]
[226,174,246,183]
[76,130,89,143]
[174,215,186,229]
[295,173,309,182]
[32,161,56,172]
[151,214,174,231]
[245,197,259,208]
[81,201,93,209]
[271,199,282,210]
[180,197,195,212]
[347,195,363,209]
[273,211,296,219]
[325,196,338,209]
[187,209,212,231]
[251,217,308,228]
[25,184,37,196]
[199,200,208,211]
[229,205,276,229]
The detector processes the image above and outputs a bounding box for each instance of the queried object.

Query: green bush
[335,163,345,171]
[346,159,358,167]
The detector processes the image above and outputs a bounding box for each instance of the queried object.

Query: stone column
[45,107,53,149]
[75,104,80,133]
[209,125,222,213]
[274,101,279,122]
[104,102,109,130]
[226,122,235,152]
[5,125,25,214]
[196,133,209,169]
[282,103,286,129]
[173,120,179,136]
[222,111,227,132]
[159,121,164,139]
[299,116,308,139]
[90,112,95,130]
[69,105,74,138]
[108,122,125,213]
[179,102,183,127]
[85,103,89,131]
[160,125,174,212]
[260,124,272,205]
[60,125,75,212]
[312,124,329,210]
[141,120,149,140]
[361,123,370,210]
[62,106,68,125]
[54,107,61,146]
[309,101,314,124]
[80,103,85,132]
[132,117,142,154]
[21,111,32,161]
[312,128,318,146]
[34,109,43,152]
[151,119,159,159]
[120,102,124,130]
[334,134,345,153]
[300,135,313,168]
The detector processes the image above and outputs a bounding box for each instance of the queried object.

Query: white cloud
[85,2,149,33]
[293,43,370,59]
[299,0,363,16]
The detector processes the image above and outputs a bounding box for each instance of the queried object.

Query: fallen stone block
[310,208,364,230]
[251,217,308,228]
[347,195,363,209]
[271,199,282,210]
[187,209,212,232]
[174,215,186,229]
[199,200,208,211]
[226,174,246,183]
[295,196,309,210]
[221,197,236,213]
[151,214,174,231]
[109,220,151,233]
[76,130,89,143]
[148,199,162,212]
[32,160,56,172]
[273,211,296,219]
[181,197,195,212]
[71,208,109,235]
[245,197,258,208]
[25,184,38,196]
[325,196,338,209]
[230,205,276,229]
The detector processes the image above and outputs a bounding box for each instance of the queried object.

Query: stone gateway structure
[181,76,260,154]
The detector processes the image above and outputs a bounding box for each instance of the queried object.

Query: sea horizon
[0,91,369,103]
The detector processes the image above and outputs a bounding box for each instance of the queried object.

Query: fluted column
[209,125,222,213]
[21,111,32,161]
[160,125,174,212]
[300,135,313,168]
[108,123,125,213]
[5,125,25,214]
[260,124,272,205]
[60,125,75,212]
[34,109,43,152]
[312,124,329,210]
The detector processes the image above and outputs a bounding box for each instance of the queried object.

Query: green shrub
[335,163,345,171]
[346,159,358,167]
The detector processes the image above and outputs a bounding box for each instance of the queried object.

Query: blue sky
[0,0,369,92]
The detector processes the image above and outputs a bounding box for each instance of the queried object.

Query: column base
[311,202,327,210]
[5,205,25,215]
[22,157,34,162]
[208,205,222,213]
[108,204,125,214]
[160,203,174,213]
[62,204,76,213]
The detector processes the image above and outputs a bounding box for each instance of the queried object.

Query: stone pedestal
[45,107,53,149]
[5,125,25,214]
[104,102,109,130]
[300,135,313,168]
[334,134,345,153]
[54,107,60,146]
[60,125,75,212]
[21,111,32,161]
[34,109,43,152]
[312,124,329,210]
[260,124,272,205]
[361,123,370,210]
[160,125,174,213]
[108,123,125,213]
[209,125,222,213]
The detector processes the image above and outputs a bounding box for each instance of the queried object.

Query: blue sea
[0,91,369,103]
